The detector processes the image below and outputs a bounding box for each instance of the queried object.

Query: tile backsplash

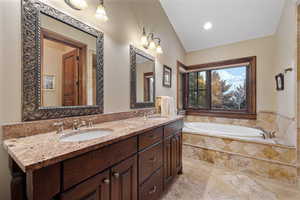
[2,108,155,140]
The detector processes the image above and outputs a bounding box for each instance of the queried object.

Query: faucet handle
[53,122,64,127]
[88,119,94,128]
[53,122,64,134]
[270,131,276,138]
[72,120,79,130]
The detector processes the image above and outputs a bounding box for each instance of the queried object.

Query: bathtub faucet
[256,127,276,139]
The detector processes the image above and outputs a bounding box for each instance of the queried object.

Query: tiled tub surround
[183,134,298,184]
[185,111,297,147]
[183,133,297,165]
[183,145,298,185]
[183,111,298,184]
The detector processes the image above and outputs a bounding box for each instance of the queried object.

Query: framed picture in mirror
[43,75,55,90]
[163,65,172,88]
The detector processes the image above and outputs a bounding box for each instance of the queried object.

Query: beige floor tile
[162,158,300,200]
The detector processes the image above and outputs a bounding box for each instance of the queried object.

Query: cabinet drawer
[61,169,110,200]
[164,120,183,138]
[63,137,137,190]
[139,168,163,200]
[139,142,163,184]
[139,127,163,150]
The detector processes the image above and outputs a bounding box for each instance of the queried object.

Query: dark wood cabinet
[60,169,110,200]
[164,131,183,189]
[139,127,163,150]
[163,136,173,186]
[63,137,137,190]
[10,119,183,200]
[139,168,163,200]
[111,155,138,200]
[139,142,163,184]
[173,132,182,175]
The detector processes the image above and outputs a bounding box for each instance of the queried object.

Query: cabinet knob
[113,172,120,178]
[103,178,110,184]
[149,157,156,162]
[149,186,157,194]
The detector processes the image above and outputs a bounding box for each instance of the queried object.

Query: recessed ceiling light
[203,22,213,30]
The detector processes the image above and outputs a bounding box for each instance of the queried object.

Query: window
[188,71,209,108]
[184,57,256,119]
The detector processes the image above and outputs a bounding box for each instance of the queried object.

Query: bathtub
[183,122,276,144]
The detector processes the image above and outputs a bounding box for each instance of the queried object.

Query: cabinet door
[163,136,173,187]
[60,169,110,200]
[173,132,182,175]
[163,131,183,189]
[111,155,138,200]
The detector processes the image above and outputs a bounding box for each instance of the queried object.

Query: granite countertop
[3,115,183,173]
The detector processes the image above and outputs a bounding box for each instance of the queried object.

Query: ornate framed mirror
[130,45,155,109]
[22,0,104,121]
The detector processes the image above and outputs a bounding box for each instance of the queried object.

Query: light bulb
[66,0,88,10]
[95,4,108,21]
[141,35,148,46]
[203,22,213,30]
[156,45,163,54]
[149,41,156,49]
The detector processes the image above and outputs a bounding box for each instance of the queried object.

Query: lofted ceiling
[159,0,285,52]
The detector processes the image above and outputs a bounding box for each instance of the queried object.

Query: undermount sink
[60,128,113,142]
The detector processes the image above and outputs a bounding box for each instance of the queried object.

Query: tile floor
[162,158,300,200]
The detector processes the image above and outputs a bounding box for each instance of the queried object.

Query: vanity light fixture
[156,39,163,54]
[64,0,88,10]
[65,0,108,21]
[95,0,108,22]
[141,27,163,54]
[141,28,149,46]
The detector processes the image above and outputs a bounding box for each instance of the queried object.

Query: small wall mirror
[40,14,97,107]
[130,46,155,109]
[22,0,104,121]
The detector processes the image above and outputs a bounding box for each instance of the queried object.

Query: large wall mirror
[22,0,104,121]
[130,46,155,109]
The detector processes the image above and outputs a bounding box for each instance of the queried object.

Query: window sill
[185,109,257,120]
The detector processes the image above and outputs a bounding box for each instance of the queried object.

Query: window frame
[183,56,256,119]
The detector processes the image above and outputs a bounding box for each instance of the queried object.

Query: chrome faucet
[72,120,87,130]
[144,112,149,120]
[255,127,276,139]
[53,122,64,134]
[87,119,94,128]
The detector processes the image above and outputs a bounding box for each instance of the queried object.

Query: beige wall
[0,0,185,199]
[0,1,10,199]
[1,1,22,199]
[185,36,277,113]
[274,0,298,146]
[274,0,298,119]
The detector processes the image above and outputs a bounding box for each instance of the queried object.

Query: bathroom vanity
[5,1,184,199]
[4,117,183,200]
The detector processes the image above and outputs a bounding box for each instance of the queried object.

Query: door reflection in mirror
[135,54,155,103]
[40,13,97,107]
